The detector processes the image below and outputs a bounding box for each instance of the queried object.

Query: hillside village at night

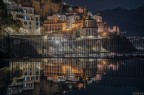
[1,0,120,36]
[0,0,144,95]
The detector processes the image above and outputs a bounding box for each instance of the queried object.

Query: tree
[0,0,7,22]
[0,14,23,34]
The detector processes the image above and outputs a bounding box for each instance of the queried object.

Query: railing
[3,36,142,58]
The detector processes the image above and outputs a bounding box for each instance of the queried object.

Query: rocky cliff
[13,0,61,17]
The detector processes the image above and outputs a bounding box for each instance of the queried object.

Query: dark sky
[64,0,144,12]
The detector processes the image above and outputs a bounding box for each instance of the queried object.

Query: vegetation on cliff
[0,0,22,34]
[13,0,61,17]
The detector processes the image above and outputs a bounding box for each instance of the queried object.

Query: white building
[80,16,98,39]
[10,5,40,35]
[10,60,41,90]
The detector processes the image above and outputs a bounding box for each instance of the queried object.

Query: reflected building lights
[9,58,120,86]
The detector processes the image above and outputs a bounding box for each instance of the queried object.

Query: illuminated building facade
[95,59,119,82]
[10,60,41,89]
[43,14,84,34]
[42,58,83,81]
[110,26,120,34]
[66,15,83,30]
[79,16,98,38]
[94,13,120,35]
[71,20,84,31]
[43,15,67,34]
[10,6,41,35]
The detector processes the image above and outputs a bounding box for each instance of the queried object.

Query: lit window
[24,16,27,20]
[24,9,27,13]
[25,77,27,81]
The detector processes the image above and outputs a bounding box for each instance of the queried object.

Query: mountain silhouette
[98,5,144,36]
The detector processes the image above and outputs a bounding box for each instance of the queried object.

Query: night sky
[64,0,144,12]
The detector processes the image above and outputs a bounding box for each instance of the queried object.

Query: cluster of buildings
[8,58,119,94]
[5,0,120,38]
[6,3,41,35]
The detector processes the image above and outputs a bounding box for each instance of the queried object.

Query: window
[36,22,39,26]
[24,77,27,81]
[36,76,39,80]
[29,9,32,13]
[85,22,87,26]
[24,84,26,87]
[27,77,30,81]
[29,16,32,20]
[24,72,27,75]
[30,27,31,29]
[24,9,27,13]
[16,14,19,18]
[30,77,32,81]
[24,21,27,25]
[24,16,27,20]
[36,17,38,21]
[29,22,31,25]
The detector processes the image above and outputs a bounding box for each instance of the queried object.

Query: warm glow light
[102,32,107,37]
[62,65,82,76]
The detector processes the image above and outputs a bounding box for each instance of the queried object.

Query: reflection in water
[10,58,121,85]
[6,58,144,95]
